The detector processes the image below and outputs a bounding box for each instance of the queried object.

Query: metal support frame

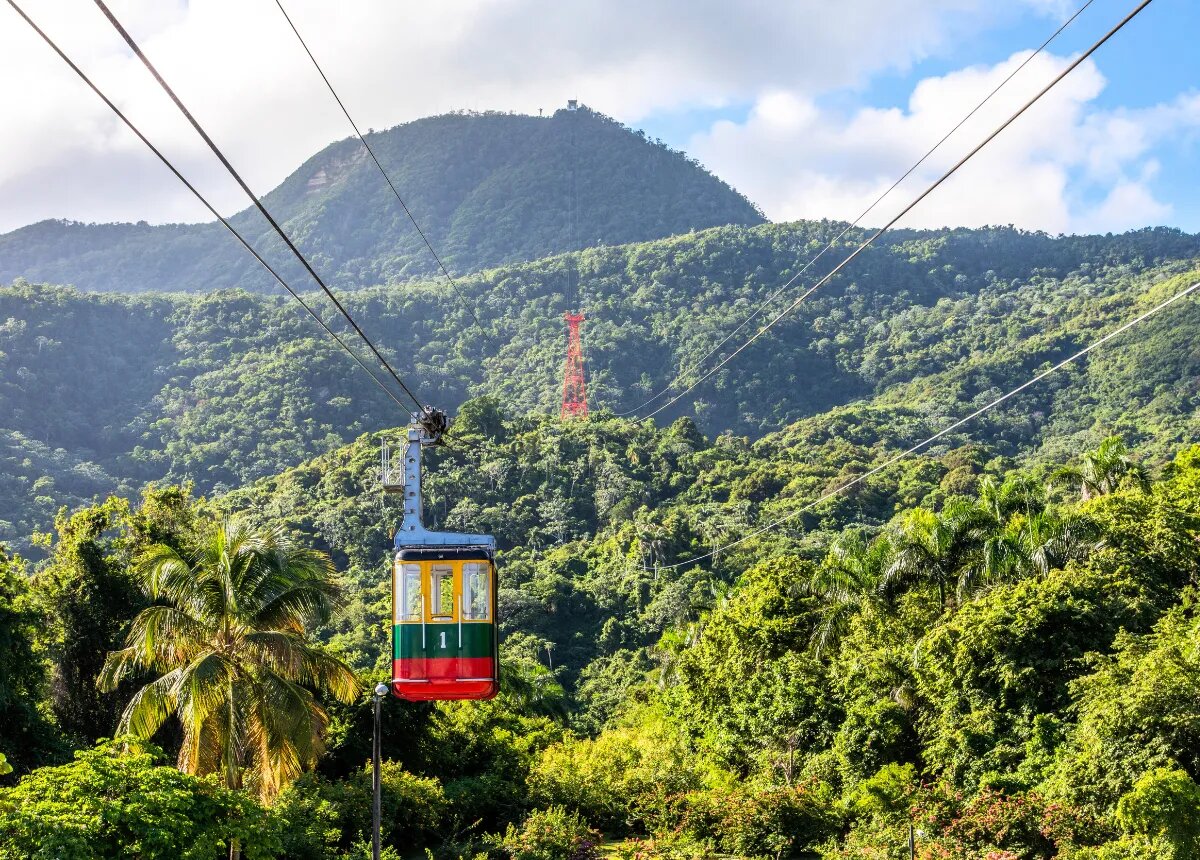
[383,413,495,550]
[561,312,588,419]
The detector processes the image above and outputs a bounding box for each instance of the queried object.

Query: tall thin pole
[372,684,386,860]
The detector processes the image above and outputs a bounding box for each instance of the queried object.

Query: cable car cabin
[392,547,498,701]
[384,415,499,702]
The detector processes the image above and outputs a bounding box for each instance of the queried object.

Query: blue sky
[0,0,1196,234]
[637,0,1200,233]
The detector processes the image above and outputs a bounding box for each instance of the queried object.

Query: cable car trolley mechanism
[384,411,498,701]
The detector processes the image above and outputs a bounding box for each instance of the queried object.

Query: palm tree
[807,532,888,658]
[1023,510,1100,576]
[978,473,1045,522]
[881,500,992,611]
[98,518,358,815]
[1055,436,1149,500]
[959,509,1100,601]
[963,521,1027,601]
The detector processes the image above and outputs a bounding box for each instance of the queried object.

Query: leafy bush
[1115,768,1200,859]
[848,763,919,820]
[497,806,600,860]
[531,710,714,833]
[610,834,715,860]
[674,784,840,858]
[274,761,447,859]
[0,739,280,860]
[1070,836,1167,860]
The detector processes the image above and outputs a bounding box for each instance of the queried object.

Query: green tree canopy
[98,517,359,802]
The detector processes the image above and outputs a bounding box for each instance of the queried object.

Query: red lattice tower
[560,311,589,419]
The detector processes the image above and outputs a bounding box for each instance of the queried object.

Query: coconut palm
[98,517,358,814]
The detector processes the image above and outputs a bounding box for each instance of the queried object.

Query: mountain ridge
[0,107,764,293]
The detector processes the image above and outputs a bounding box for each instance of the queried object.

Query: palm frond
[252,580,342,630]
[249,672,327,799]
[121,604,207,670]
[136,544,193,600]
[117,668,182,738]
[97,646,146,693]
[177,679,233,779]
[175,651,235,731]
[880,546,933,598]
[810,601,858,660]
[243,631,360,703]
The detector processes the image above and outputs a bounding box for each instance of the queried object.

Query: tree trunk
[226,692,242,860]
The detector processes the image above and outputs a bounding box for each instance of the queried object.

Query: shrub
[849,763,919,820]
[1115,768,1200,859]
[610,834,715,860]
[273,761,446,859]
[671,784,840,859]
[0,739,280,859]
[530,712,710,832]
[498,806,601,860]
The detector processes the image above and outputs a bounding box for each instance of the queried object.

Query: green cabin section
[394,621,495,661]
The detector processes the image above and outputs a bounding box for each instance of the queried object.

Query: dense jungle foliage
[2,405,1199,859]
[0,107,763,294]
[1,222,1198,556]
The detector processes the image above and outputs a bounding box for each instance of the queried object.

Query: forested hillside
[1,222,1198,555]
[4,403,1199,858]
[0,107,764,293]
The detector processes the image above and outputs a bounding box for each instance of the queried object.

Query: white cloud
[688,51,1200,234]
[0,0,1061,232]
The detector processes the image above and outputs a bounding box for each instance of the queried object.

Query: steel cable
[618,0,1094,417]
[272,0,489,337]
[633,0,1141,424]
[5,0,415,417]
[92,0,427,413]
[661,276,1199,570]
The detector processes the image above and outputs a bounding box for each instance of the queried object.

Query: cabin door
[427,564,459,679]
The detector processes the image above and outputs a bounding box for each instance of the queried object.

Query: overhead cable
[617,0,1095,418]
[659,277,1200,571]
[4,0,413,416]
[272,0,489,336]
[91,0,427,413]
[635,0,1151,423]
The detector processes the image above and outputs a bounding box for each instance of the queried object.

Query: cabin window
[431,565,454,618]
[462,563,490,620]
[399,564,422,621]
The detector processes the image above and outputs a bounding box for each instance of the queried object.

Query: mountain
[0,107,764,293]
[1,221,1198,553]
